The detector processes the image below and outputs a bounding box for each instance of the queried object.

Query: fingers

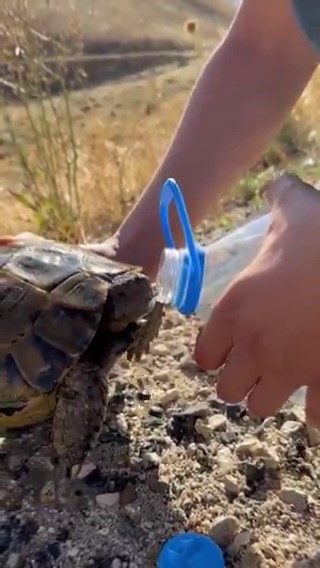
[80,235,120,259]
[246,374,297,418]
[262,172,305,207]
[216,345,259,404]
[305,383,320,428]
[263,172,320,221]
[0,232,48,247]
[194,309,233,371]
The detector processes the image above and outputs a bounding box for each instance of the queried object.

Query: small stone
[209,414,227,431]
[40,481,55,505]
[171,344,188,360]
[159,389,179,407]
[197,387,212,397]
[176,403,210,419]
[153,343,169,355]
[254,417,275,437]
[148,417,164,428]
[179,357,200,374]
[232,530,252,551]
[195,414,227,440]
[116,415,129,436]
[280,420,303,437]
[195,420,212,440]
[153,370,170,382]
[120,484,138,506]
[240,546,264,568]
[2,484,23,511]
[220,430,239,445]
[306,424,320,446]
[142,452,160,469]
[68,547,79,558]
[224,475,240,498]
[7,455,28,479]
[216,447,235,474]
[73,462,96,479]
[262,448,280,472]
[111,558,122,568]
[279,487,308,512]
[187,443,197,458]
[149,406,164,418]
[236,438,279,470]
[210,515,239,547]
[236,437,263,459]
[5,553,21,568]
[96,492,120,507]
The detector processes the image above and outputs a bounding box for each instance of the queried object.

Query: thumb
[80,234,120,258]
[263,171,318,210]
[194,294,234,371]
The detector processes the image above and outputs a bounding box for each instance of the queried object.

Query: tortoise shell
[0,242,140,405]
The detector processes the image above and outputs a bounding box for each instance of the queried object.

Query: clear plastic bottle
[157,212,271,320]
[157,178,305,406]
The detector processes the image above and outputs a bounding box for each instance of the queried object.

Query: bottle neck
[156,248,185,306]
[156,245,205,315]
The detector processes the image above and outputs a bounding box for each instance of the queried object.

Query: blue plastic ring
[159,178,201,284]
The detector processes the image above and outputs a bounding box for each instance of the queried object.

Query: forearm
[116,18,316,278]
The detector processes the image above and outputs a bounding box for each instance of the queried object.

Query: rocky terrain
[1,255,320,567]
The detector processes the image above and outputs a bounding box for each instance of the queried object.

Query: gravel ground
[1,213,320,568]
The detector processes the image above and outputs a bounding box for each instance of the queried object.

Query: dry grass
[1,1,320,242]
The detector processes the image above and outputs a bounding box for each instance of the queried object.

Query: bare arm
[115,0,318,278]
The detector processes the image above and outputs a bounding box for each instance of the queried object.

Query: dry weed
[0,2,319,243]
[0,4,86,242]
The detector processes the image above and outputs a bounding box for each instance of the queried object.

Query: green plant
[0,5,86,242]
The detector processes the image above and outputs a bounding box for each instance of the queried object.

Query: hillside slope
[23,0,235,51]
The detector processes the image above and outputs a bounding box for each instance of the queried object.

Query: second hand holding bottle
[156,178,305,407]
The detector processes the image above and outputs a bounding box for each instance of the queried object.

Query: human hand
[194,173,320,427]
[0,232,120,258]
[0,232,51,247]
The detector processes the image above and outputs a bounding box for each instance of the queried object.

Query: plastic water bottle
[157,178,270,319]
[158,532,225,568]
[156,178,305,407]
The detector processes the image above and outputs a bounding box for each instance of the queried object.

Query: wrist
[112,226,160,281]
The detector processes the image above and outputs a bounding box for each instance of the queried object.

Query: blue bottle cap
[158,532,225,568]
[159,178,205,315]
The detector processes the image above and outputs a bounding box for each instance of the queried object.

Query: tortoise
[0,233,163,476]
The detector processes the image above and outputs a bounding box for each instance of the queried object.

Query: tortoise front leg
[52,362,108,473]
[51,362,108,508]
